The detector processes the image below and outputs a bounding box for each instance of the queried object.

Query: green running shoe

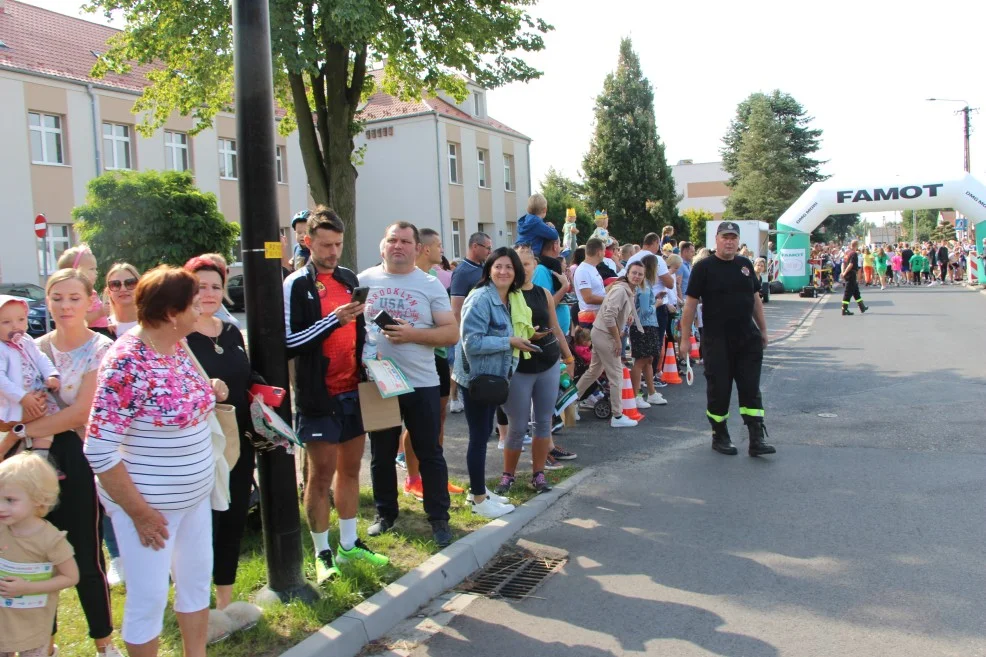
[337,539,390,567]
[315,549,340,583]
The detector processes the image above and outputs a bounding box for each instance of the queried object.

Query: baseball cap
[717,221,740,236]
[291,209,311,228]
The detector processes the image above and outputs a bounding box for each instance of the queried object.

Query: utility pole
[232,0,317,603]
[961,105,971,173]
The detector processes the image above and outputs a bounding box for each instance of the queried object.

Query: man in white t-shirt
[574,238,607,328]
[358,222,459,547]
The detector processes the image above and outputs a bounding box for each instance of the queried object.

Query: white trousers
[105,497,213,645]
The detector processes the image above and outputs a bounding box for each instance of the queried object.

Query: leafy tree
[681,208,715,248]
[722,90,826,188]
[812,214,859,242]
[540,167,594,241]
[582,38,679,244]
[901,209,945,242]
[86,0,551,268]
[73,170,239,284]
[723,96,803,222]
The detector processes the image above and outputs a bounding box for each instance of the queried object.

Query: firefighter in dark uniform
[678,222,775,456]
[840,239,868,316]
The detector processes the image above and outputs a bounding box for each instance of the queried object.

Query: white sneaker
[645,393,668,405]
[497,439,504,450]
[635,397,651,409]
[449,399,464,413]
[574,410,581,421]
[98,645,125,657]
[522,434,532,445]
[578,399,596,410]
[471,497,515,518]
[106,557,124,587]
[610,415,638,428]
[467,488,510,505]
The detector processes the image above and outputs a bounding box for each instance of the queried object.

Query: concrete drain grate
[457,550,567,600]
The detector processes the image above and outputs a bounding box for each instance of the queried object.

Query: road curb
[278,467,596,657]
[769,293,826,345]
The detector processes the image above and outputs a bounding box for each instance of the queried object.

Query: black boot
[858,303,868,313]
[711,421,737,455]
[748,422,776,456]
[842,305,853,316]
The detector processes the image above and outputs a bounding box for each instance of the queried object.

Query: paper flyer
[0,556,52,609]
[365,358,415,398]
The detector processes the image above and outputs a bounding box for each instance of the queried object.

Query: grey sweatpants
[576,328,625,415]
[503,360,561,450]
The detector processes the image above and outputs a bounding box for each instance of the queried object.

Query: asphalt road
[407,284,986,657]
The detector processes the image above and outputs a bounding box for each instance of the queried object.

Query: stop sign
[34,214,47,238]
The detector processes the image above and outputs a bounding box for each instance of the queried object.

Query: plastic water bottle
[363,324,379,362]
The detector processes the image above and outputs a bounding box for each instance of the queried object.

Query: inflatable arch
[774,173,986,291]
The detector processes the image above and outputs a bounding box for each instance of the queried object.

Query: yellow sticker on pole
[264,241,282,259]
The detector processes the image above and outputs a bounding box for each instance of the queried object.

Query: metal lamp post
[232,0,318,603]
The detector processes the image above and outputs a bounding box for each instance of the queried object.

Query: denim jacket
[452,283,518,387]
[635,283,658,327]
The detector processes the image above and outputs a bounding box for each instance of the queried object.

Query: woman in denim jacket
[452,247,537,519]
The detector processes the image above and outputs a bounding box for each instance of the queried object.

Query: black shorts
[629,325,662,359]
[436,354,450,397]
[297,391,364,444]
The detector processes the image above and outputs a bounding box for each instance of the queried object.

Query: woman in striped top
[85,266,225,657]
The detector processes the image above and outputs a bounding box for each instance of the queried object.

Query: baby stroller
[568,336,614,420]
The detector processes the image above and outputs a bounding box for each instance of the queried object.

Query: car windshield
[0,284,45,302]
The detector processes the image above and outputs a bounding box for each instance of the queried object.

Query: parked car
[227,274,245,311]
[0,283,51,337]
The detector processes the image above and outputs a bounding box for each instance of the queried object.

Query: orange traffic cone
[660,341,683,384]
[689,334,700,360]
[620,367,645,421]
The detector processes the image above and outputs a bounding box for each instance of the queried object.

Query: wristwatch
[11,423,27,438]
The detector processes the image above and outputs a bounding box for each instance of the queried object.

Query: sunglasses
[108,277,139,291]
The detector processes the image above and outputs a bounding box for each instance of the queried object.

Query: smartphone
[249,384,286,408]
[351,286,369,304]
[527,342,542,353]
[372,309,397,330]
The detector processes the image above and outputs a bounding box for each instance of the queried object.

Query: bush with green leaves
[73,170,239,286]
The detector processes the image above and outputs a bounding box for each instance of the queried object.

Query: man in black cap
[678,222,775,457]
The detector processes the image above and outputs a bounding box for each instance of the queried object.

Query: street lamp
[926,98,975,173]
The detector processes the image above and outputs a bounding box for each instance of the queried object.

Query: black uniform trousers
[842,277,862,306]
[702,331,764,426]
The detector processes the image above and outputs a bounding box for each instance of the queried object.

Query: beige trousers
[576,328,626,416]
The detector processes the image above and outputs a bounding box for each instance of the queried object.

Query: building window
[275,145,285,183]
[448,143,460,184]
[478,222,491,245]
[218,138,238,179]
[37,224,73,275]
[477,149,489,188]
[164,131,189,172]
[102,122,132,170]
[506,220,517,246]
[473,91,485,118]
[451,220,462,259]
[504,154,514,192]
[29,112,64,165]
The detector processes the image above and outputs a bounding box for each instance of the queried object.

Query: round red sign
[34,214,47,238]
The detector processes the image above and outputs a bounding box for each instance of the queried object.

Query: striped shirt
[84,334,216,511]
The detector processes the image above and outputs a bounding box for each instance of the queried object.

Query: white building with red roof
[353,68,532,267]
[0,0,532,282]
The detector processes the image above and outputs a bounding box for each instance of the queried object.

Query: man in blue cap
[677,221,776,457]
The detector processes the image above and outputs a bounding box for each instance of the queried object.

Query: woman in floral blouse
[85,266,227,657]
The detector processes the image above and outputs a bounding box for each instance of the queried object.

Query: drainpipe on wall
[86,84,102,174]
[432,112,447,246]
[526,141,532,197]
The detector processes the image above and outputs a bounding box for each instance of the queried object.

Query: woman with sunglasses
[106,263,141,338]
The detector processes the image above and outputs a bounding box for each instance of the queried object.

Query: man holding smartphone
[283,207,389,584]
[359,222,459,547]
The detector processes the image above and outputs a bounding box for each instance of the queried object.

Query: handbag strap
[180,338,212,385]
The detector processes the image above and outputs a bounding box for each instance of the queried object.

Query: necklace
[208,317,223,354]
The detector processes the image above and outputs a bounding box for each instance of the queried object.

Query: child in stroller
[569,328,615,419]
